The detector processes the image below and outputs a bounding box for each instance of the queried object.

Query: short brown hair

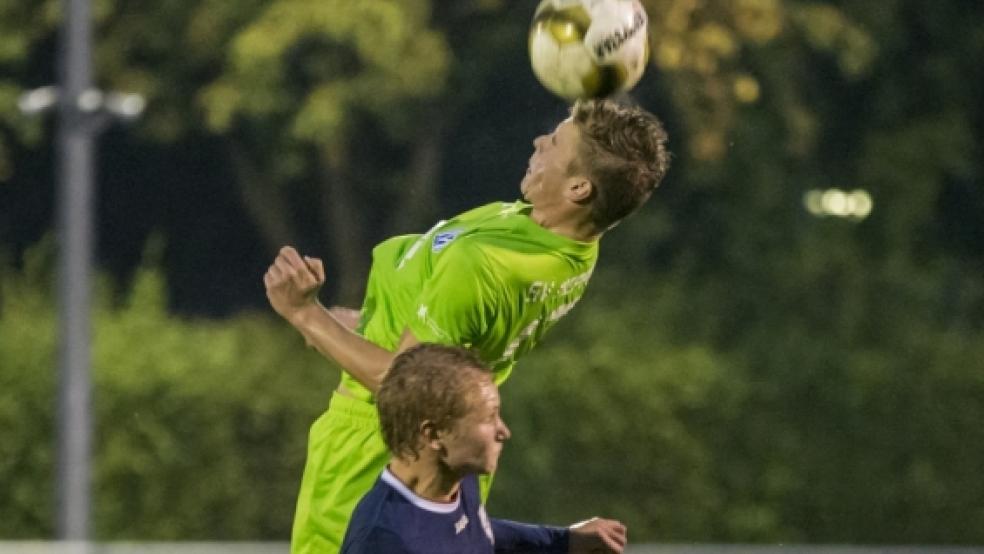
[570,99,671,230]
[376,344,491,461]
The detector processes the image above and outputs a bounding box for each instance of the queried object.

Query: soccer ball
[529,0,650,101]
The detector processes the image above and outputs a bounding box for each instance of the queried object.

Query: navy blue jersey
[341,469,569,554]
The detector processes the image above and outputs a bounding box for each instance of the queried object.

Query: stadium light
[105,92,147,120]
[18,86,60,114]
[803,188,873,221]
[19,87,146,121]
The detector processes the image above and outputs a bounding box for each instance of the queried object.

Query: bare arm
[263,246,419,392]
[327,306,362,331]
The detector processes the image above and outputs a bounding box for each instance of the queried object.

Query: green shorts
[290,393,388,554]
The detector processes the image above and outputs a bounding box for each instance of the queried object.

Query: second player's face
[441,378,511,476]
[520,117,583,205]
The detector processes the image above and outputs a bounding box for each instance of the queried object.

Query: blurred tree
[1,0,877,303]
[640,0,875,162]
[195,0,450,303]
[0,240,338,539]
[2,0,984,545]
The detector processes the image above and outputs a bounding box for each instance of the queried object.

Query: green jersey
[342,201,598,401]
[292,201,599,554]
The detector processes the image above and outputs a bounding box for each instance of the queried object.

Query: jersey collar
[381,468,462,514]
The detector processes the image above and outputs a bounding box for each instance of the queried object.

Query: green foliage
[490,270,984,544]
[491,282,743,539]
[3,243,984,542]
[0,251,338,539]
[195,0,449,159]
[2,0,983,545]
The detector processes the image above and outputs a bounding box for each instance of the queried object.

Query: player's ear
[421,420,443,452]
[565,177,594,203]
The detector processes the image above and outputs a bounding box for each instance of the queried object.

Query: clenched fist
[263,246,326,323]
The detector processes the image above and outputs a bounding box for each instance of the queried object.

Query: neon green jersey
[341,201,598,401]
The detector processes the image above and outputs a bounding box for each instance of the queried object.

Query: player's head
[521,99,670,233]
[377,343,511,475]
[570,99,671,230]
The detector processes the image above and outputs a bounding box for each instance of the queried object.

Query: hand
[568,517,627,554]
[263,246,326,323]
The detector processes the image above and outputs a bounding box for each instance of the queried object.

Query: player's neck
[388,459,462,504]
[529,207,601,243]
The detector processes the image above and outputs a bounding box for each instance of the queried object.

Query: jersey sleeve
[491,518,570,554]
[341,526,412,554]
[406,239,500,346]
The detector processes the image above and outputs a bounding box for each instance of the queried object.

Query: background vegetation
[1,0,982,544]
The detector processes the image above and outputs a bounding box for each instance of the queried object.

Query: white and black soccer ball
[529,0,650,101]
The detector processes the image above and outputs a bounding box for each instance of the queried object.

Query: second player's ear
[421,421,443,452]
[565,178,594,203]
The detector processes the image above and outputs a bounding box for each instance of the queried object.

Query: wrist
[287,300,324,330]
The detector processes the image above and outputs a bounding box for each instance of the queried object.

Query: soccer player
[265,98,670,554]
[340,343,628,554]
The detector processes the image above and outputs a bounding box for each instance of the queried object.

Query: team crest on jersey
[454,514,469,535]
[432,229,462,252]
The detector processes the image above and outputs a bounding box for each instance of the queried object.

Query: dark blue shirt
[341,469,569,554]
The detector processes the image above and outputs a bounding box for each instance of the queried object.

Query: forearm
[288,302,393,392]
[491,518,569,554]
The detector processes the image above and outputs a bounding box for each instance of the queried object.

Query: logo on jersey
[455,514,469,535]
[432,229,462,252]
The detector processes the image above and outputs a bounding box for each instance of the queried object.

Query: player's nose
[497,418,511,441]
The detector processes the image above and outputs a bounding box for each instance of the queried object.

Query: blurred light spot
[734,0,784,43]
[733,75,760,103]
[804,188,873,220]
[696,23,737,57]
[18,86,59,114]
[850,189,873,219]
[78,89,104,112]
[656,39,685,69]
[106,92,147,119]
[803,190,823,215]
[821,189,848,215]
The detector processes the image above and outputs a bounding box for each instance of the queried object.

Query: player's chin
[520,173,536,197]
[485,453,503,473]
[473,457,497,475]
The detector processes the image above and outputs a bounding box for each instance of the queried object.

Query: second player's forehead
[461,374,499,414]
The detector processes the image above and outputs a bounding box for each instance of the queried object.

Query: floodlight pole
[18,0,144,545]
[57,0,95,541]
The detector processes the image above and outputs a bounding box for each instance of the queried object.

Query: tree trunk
[229,142,294,252]
[320,142,368,307]
[389,105,447,235]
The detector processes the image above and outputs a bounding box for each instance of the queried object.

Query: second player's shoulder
[342,524,412,554]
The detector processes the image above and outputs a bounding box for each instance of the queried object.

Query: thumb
[305,256,325,283]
